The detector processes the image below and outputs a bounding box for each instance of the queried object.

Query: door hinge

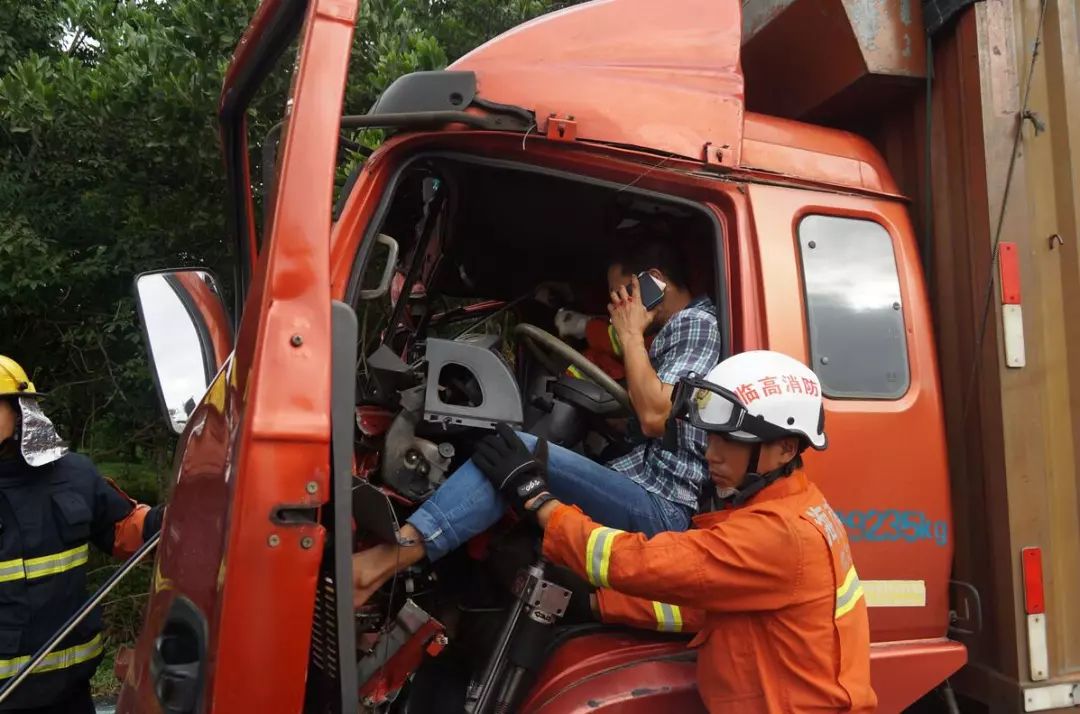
[545,114,577,141]
[702,141,735,167]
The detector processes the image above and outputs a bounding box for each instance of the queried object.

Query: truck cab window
[798,214,909,399]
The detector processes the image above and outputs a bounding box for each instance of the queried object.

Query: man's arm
[609,276,720,437]
[534,499,799,613]
[620,338,673,437]
[608,275,674,437]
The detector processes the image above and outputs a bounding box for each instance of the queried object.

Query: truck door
[747,183,961,691]
[118,1,358,712]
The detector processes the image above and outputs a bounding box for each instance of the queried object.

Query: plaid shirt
[607,296,721,510]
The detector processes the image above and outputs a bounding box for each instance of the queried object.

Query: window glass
[798,215,909,399]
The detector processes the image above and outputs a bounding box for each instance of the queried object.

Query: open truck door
[119,1,359,711]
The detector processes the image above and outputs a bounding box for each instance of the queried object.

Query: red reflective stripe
[1022,547,1045,614]
[999,242,1021,305]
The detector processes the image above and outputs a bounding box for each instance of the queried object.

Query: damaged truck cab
[119,0,970,712]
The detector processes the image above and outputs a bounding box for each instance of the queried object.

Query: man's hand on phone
[608,274,652,347]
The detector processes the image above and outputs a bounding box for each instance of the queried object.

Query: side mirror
[134,270,233,434]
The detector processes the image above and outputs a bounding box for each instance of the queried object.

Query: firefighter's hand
[608,274,651,346]
[474,424,550,518]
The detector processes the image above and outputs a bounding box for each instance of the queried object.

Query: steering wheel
[513,323,632,412]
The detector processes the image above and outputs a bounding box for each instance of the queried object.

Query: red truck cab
[119,1,967,712]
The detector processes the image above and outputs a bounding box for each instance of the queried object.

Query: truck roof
[742,112,900,196]
[445,0,900,198]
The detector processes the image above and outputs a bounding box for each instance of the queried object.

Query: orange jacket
[542,470,876,713]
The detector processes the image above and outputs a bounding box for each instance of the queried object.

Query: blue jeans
[407,432,693,562]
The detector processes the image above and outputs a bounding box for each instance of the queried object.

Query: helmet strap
[746,443,761,476]
[727,448,797,507]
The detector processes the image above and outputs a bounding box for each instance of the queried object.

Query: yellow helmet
[0,356,41,399]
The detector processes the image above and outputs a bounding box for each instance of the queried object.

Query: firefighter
[0,356,165,714]
[475,350,877,713]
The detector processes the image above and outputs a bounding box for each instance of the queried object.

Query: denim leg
[407,432,693,562]
[502,434,693,537]
[520,434,686,537]
[405,457,504,562]
[646,490,694,532]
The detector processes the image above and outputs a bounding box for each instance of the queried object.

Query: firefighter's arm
[90,474,165,560]
[111,498,165,560]
[540,503,799,612]
[596,588,705,634]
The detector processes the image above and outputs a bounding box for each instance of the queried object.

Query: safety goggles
[669,375,791,443]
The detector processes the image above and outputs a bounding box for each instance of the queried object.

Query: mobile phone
[634,271,667,310]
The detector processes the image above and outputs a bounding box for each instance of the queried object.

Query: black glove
[474,423,550,517]
[143,504,166,541]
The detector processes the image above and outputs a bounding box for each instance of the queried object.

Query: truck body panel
[449,0,744,167]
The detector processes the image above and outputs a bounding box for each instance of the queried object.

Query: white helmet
[672,350,827,451]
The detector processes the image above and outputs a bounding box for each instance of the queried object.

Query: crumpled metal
[17,397,68,467]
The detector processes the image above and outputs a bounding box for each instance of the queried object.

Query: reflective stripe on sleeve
[585,527,624,588]
[24,544,89,580]
[0,544,90,585]
[651,600,684,633]
[0,633,103,679]
[835,566,865,619]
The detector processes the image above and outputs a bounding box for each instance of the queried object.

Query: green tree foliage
[0,0,575,465]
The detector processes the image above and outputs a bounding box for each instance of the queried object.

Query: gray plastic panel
[423,338,524,429]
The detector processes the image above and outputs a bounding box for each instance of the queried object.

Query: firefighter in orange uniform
[0,357,164,713]
[473,350,876,713]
